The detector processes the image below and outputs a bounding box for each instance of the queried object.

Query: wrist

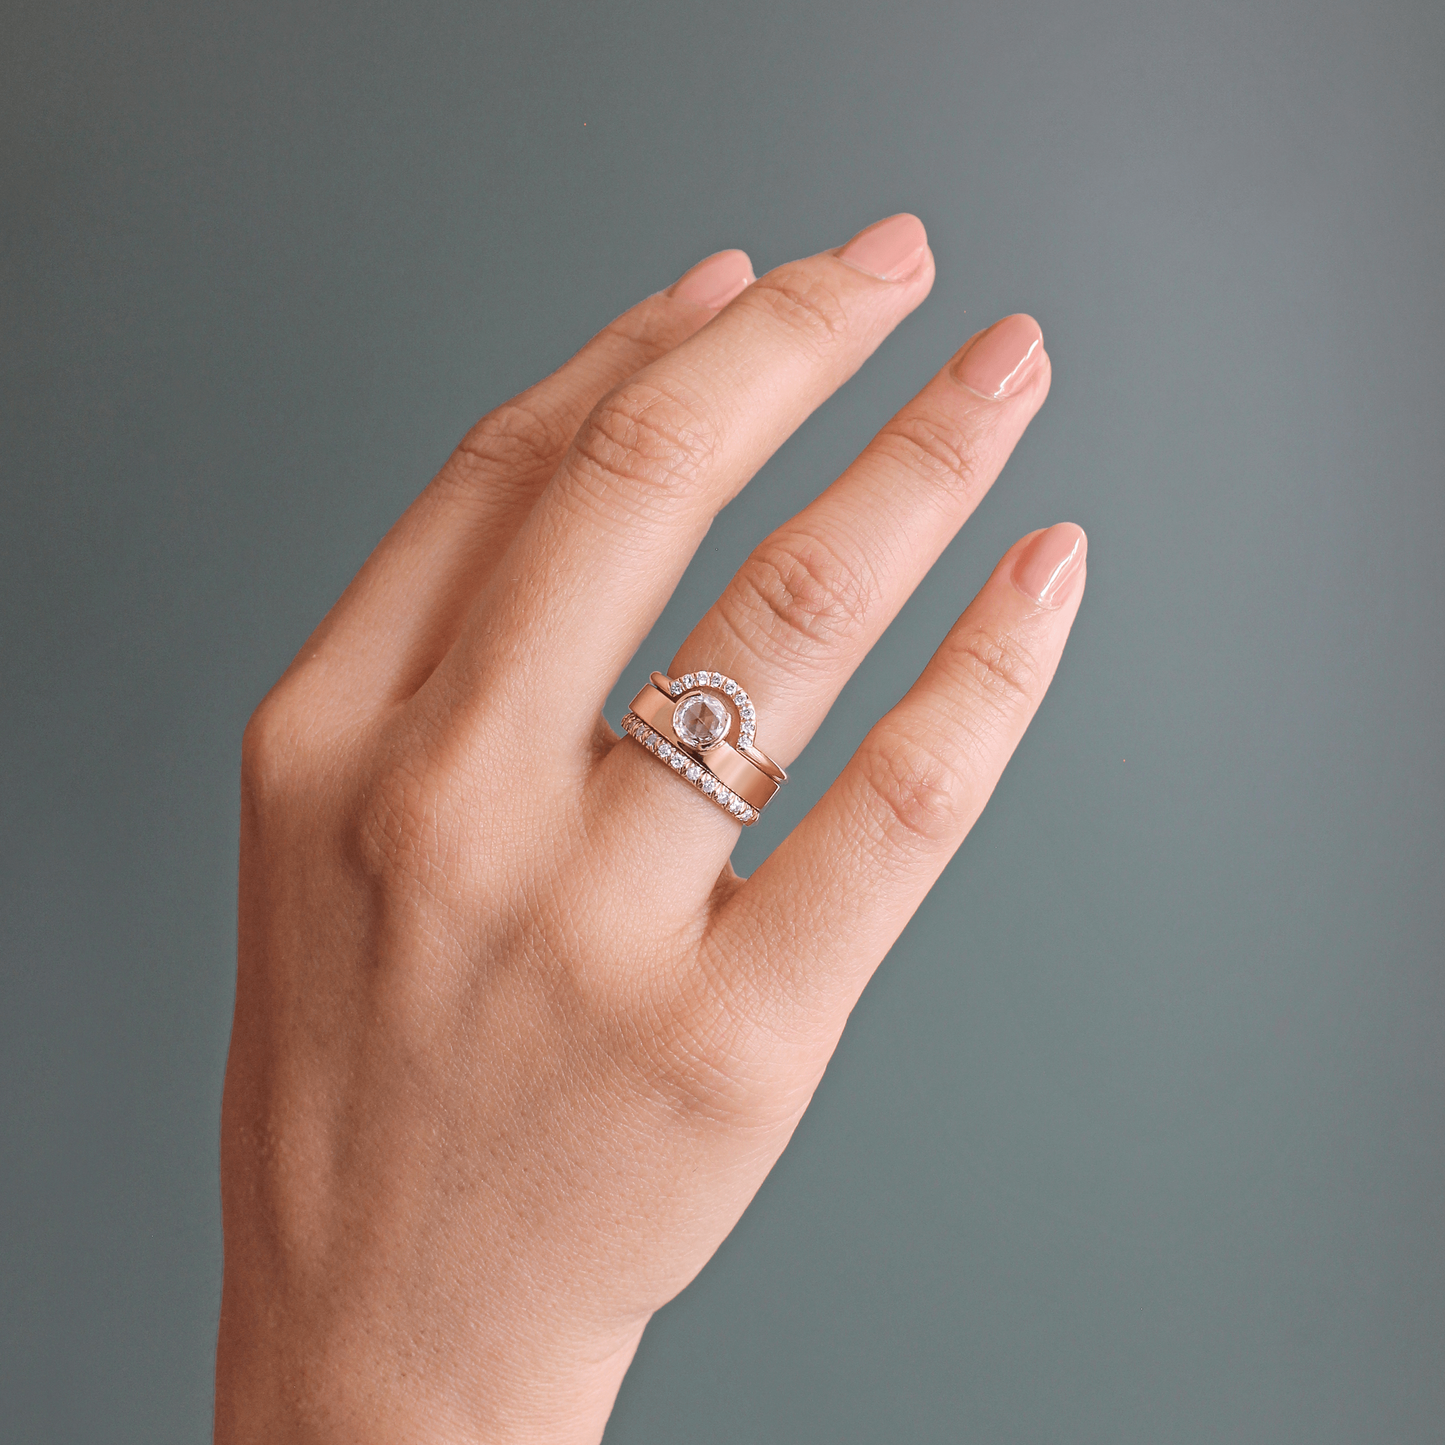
[214,1275,644,1445]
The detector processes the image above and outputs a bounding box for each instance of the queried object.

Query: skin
[215,214,1087,1444]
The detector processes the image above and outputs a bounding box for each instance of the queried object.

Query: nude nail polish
[1012,523,1087,608]
[836,213,929,281]
[668,250,755,309]
[951,314,1044,400]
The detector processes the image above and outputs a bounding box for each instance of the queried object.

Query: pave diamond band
[622,712,760,823]
[624,670,786,824]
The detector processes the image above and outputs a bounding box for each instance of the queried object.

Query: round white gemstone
[722,679,737,695]
[657,741,672,760]
[671,753,686,769]
[685,763,702,781]
[680,673,695,688]
[673,692,730,749]
[700,775,716,794]
[670,679,683,696]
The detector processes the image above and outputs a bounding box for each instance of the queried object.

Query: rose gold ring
[622,670,786,825]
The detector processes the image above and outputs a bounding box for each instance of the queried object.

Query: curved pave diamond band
[623,670,786,825]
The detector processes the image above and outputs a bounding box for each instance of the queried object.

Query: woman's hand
[215,213,1085,1444]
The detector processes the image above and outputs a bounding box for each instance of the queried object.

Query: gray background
[3,0,1442,1440]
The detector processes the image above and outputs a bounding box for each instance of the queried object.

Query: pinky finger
[711,523,1087,1033]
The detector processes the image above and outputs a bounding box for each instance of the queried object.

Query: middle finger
[595,312,1051,857]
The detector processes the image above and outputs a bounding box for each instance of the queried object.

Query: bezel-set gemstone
[673,691,731,750]
[662,670,757,751]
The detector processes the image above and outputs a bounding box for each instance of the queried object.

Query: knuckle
[723,530,877,665]
[947,627,1040,724]
[854,729,970,851]
[598,296,690,356]
[239,692,305,811]
[569,379,719,508]
[873,407,990,503]
[747,269,851,353]
[455,396,570,481]
[354,751,454,890]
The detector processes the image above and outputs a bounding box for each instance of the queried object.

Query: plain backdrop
[3,1,1444,1441]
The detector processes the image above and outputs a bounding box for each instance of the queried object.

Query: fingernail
[951,314,1045,400]
[1012,523,1087,608]
[836,213,929,281]
[668,250,755,309]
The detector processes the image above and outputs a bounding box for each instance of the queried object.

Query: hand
[215,213,1085,1444]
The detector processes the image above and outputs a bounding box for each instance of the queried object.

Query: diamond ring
[622,670,786,825]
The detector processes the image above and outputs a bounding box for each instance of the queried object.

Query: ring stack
[622,670,786,825]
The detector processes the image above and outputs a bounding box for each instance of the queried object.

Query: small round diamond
[670,679,683,696]
[670,753,686,770]
[722,679,737,695]
[700,775,716,795]
[685,763,702,782]
[657,741,672,760]
[680,673,695,689]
